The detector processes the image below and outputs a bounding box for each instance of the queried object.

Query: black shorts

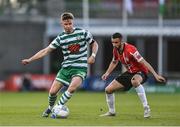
[115,71,148,91]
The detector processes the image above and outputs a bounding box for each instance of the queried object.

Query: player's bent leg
[50,76,83,118]
[57,76,82,106]
[68,76,82,93]
[105,79,124,94]
[42,80,63,117]
[132,74,151,118]
[100,80,124,117]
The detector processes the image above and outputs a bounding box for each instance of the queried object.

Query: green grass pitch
[0,91,180,126]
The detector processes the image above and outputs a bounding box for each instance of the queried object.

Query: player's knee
[105,87,113,94]
[68,86,77,93]
[131,78,140,87]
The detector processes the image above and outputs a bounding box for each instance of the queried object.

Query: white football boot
[144,105,151,118]
[99,111,116,117]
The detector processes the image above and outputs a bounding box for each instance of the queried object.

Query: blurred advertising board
[4,75,113,92]
[5,74,55,91]
[3,74,180,93]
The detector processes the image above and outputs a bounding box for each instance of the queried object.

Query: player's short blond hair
[61,12,74,21]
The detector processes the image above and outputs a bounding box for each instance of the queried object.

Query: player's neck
[65,28,74,34]
[118,43,124,54]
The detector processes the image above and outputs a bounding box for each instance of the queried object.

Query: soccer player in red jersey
[100,33,166,118]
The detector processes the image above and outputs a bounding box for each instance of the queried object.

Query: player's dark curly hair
[61,12,74,20]
[112,33,122,39]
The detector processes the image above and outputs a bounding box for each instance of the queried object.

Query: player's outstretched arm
[21,46,54,65]
[140,59,166,83]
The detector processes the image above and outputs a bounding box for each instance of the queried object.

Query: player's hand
[101,72,109,80]
[21,59,31,65]
[155,75,166,83]
[87,56,95,64]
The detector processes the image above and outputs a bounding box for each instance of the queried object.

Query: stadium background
[0,0,180,126]
[0,0,180,92]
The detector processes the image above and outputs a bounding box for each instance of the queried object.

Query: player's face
[61,19,74,33]
[111,38,122,48]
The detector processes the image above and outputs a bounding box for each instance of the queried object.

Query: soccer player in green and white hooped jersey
[21,12,99,118]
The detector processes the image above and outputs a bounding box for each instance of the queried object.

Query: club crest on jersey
[76,36,82,40]
[62,40,68,44]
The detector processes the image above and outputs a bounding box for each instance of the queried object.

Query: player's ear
[60,19,63,25]
[60,21,63,25]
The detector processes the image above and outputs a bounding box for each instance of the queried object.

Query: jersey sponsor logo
[68,44,80,53]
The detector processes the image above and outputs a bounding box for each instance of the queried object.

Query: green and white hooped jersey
[49,28,93,69]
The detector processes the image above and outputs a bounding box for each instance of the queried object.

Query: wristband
[91,53,96,58]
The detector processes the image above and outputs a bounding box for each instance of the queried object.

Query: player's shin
[48,94,57,110]
[135,84,148,107]
[106,93,115,114]
[58,90,73,106]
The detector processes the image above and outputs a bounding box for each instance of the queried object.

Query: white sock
[135,85,148,108]
[106,93,115,113]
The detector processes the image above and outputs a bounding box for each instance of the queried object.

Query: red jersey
[113,43,149,74]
